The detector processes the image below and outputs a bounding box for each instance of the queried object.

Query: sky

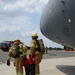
[0,0,63,48]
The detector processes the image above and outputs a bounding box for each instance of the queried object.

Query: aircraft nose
[40,0,75,48]
[40,14,54,40]
[40,1,56,40]
[40,0,68,45]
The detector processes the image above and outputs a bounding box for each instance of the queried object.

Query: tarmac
[0,56,75,75]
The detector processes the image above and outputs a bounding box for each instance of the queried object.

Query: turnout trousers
[14,57,23,75]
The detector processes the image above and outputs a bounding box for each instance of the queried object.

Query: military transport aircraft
[40,0,75,48]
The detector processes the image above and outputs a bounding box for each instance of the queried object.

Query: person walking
[45,46,48,54]
[29,33,45,75]
[6,39,27,75]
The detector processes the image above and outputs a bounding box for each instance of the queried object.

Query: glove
[6,60,10,66]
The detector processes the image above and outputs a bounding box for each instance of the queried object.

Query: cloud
[21,31,32,37]
[0,0,49,16]
[21,29,39,37]
[0,0,49,32]
[1,0,17,3]
[0,15,32,32]
[0,25,20,32]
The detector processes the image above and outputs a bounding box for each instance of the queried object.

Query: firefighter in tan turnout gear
[30,33,45,75]
[6,39,27,75]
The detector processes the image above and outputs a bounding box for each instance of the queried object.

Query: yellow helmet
[14,39,20,42]
[32,33,38,37]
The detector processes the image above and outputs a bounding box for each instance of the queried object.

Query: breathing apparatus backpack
[38,39,44,50]
[35,39,45,53]
[11,42,20,58]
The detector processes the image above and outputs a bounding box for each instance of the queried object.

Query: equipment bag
[21,56,35,66]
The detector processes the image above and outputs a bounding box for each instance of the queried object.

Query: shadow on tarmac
[56,65,75,75]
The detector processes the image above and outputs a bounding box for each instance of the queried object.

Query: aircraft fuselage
[40,0,75,48]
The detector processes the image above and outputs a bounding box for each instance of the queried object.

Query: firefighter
[6,39,27,75]
[29,33,44,75]
[45,46,48,54]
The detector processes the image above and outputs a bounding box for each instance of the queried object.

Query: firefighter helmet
[14,39,20,43]
[32,33,38,37]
